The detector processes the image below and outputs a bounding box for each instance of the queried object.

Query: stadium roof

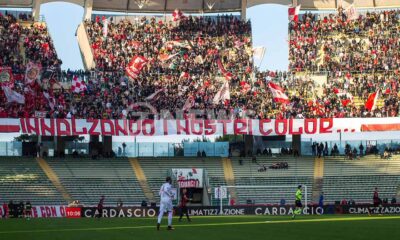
[0,0,399,13]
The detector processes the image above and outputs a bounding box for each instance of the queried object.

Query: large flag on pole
[268,82,290,104]
[288,5,301,22]
[213,81,230,104]
[365,90,379,111]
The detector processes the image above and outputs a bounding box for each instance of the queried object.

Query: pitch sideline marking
[0,216,400,234]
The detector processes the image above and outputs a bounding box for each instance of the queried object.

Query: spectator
[373,188,381,207]
[319,192,324,208]
[359,144,364,156]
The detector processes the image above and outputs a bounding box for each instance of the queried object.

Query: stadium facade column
[244,135,254,156]
[292,134,301,155]
[241,0,247,20]
[83,0,93,21]
[102,135,113,157]
[32,0,42,21]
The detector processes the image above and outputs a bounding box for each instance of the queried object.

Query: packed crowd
[1,10,400,119]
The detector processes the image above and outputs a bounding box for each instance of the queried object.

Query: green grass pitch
[0,215,399,240]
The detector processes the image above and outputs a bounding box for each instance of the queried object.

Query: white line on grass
[0,216,399,234]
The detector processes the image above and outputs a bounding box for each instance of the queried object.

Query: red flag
[268,82,290,104]
[341,99,351,107]
[365,90,379,111]
[126,56,148,80]
[216,58,233,80]
[241,82,251,94]
[288,5,301,22]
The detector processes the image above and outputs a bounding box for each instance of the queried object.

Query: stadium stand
[323,155,400,203]
[0,157,64,205]
[0,155,399,206]
[230,156,314,205]
[45,157,146,205]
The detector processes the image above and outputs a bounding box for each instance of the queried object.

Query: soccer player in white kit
[157,176,174,230]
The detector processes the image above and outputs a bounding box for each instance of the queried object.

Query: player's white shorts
[159,200,173,213]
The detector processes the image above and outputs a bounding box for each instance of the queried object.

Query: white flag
[345,4,358,21]
[102,18,108,37]
[213,81,230,104]
[2,86,25,104]
[253,47,266,60]
[43,91,56,110]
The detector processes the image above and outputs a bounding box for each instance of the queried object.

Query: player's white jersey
[159,182,173,202]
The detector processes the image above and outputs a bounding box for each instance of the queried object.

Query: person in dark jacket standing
[178,188,191,222]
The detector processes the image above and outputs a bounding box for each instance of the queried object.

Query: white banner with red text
[1,118,400,136]
[172,168,203,188]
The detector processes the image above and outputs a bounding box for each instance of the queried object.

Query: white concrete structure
[1,0,400,22]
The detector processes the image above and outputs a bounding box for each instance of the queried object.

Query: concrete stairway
[222,158,237,199]
[129,158,155,203]
[36,157,72,203]
[312,157,324,203]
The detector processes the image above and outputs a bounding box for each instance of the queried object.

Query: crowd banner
[32,206,66,218]
[1,118,400,136]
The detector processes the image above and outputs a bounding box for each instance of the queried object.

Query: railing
[253,139,400,156]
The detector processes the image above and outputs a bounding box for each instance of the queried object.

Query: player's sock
[157,211,163,224]
[168,211,173,226]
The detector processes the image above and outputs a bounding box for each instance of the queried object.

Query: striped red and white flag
[268,82,290,104]
[288,5,301,22]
